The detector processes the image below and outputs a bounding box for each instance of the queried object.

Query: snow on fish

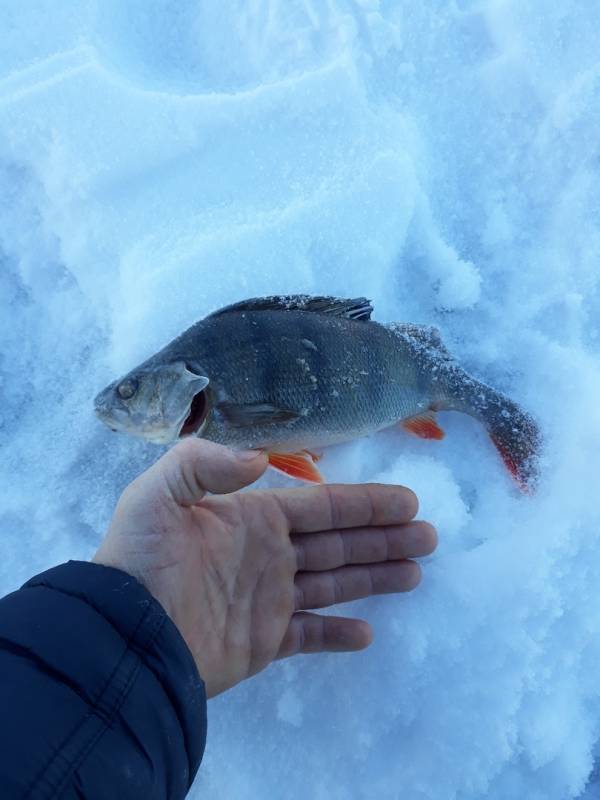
[94,295,540,490]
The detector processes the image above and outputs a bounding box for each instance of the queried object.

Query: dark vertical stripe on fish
[298,313,326,416]
[249,313,275,402]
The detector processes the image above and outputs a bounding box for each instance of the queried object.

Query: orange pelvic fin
[402,412,445,440]
[268,451,324,483]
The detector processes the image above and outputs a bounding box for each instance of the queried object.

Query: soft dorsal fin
[387,322,453,361]
[387,323,443,348]
[208,295,373,321]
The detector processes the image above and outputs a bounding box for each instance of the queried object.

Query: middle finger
[292,521,437,571]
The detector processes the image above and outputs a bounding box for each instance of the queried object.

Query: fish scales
[94,295,540,490]
[176,310,426,450]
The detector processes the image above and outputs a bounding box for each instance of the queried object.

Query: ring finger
[294,560,421,610]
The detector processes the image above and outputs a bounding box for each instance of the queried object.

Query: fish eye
[117,379,138,400]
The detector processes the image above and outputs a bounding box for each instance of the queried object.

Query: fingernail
[236,449,264,461]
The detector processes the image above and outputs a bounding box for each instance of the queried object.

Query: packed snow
[2,2,600,798]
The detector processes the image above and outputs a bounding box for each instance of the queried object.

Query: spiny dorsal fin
[208,295,373,321]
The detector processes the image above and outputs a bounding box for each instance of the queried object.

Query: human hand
[93,440,437,697]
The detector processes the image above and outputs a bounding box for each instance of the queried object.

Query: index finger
[273,483,419,533]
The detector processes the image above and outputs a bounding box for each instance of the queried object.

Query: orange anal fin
[268,452,324,483]
[401,413,445,441]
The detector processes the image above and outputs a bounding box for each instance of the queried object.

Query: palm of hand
[166,493,297,697]
[94,440,436,698]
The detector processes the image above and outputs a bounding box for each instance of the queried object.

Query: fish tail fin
[387,322,541,490]
[444,377,541,492]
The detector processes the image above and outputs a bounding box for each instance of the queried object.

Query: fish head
[94,360,211,444]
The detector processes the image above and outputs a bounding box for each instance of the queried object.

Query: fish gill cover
[1,2,600,799]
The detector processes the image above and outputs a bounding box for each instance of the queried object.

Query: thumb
[155,438,268,506]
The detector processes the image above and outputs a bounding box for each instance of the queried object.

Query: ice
[2,2,600,798]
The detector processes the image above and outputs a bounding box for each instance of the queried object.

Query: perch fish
[94,295,540,490]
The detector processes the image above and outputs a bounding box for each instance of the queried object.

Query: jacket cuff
[22,560,207,791]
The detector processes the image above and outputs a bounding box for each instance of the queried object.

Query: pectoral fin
[268,451,324,483]
[217,402,300,427]
[402,412,445,440]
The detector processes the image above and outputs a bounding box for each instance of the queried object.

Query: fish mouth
[179,389,209,437]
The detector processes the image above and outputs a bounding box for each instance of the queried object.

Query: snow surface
[1,2,600,798]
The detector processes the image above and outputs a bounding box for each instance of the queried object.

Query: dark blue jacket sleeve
[0,561,207,799]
